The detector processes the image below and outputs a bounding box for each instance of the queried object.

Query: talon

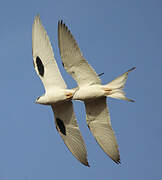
[66,92,73,100]
[103,87,112,95]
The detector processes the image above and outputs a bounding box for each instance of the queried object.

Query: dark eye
[37,96,40,100]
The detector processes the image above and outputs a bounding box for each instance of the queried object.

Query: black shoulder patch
[56,118,66,135]
[36,56,44,77]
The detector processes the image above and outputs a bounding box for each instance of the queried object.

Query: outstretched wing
[32,15,66,91]
[84,97,120,164]
[58,20,101,87]
[51,101,89,167]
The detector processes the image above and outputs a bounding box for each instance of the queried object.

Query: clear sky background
[0,0,161,179]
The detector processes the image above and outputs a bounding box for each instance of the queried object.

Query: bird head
[35,95,46,105]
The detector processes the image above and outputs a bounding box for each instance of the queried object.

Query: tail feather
[105,67,135,102]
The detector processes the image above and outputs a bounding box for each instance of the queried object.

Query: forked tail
[104,67,136,102]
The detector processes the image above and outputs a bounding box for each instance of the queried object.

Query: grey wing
[51,101,89,167]
[32,15,66,91]
[58,20,101,87]
[84,97,120,164]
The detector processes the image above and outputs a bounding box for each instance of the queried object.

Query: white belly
[46,89,72,104]
[73,85,105,101]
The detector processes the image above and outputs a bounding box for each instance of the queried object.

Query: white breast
[45,88,66,104]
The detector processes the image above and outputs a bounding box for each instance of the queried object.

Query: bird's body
[32,15,89,167]
[36,88,75,105]
[73,85,105,101]
[58,20,135,164]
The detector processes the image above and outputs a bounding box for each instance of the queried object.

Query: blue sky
[0,0,161,179]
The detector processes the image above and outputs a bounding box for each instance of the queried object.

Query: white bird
[58,20,135,164]
[32,15,89,167]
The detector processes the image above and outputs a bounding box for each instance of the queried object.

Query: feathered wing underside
[51,101,89,167]
[84,97,120,164]
[58,20,101,87]
[32,15,66,91]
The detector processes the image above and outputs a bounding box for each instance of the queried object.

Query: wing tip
[35,14,40,19]
[125,97,135,103]
[83,161,90,167]
[114,158,121,164]
[58,19,63,25]
[127,67,136,73]
[129,99,135,103]
[58,19,66,29]
[33,14,41,25]
[58,19,70,34]
[110,149,121,164]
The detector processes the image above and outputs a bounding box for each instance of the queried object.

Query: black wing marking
[36,56,44,77]
[56,117,66,135]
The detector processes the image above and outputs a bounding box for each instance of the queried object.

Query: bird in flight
[58,20,135,164]
[32,15,89,167]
